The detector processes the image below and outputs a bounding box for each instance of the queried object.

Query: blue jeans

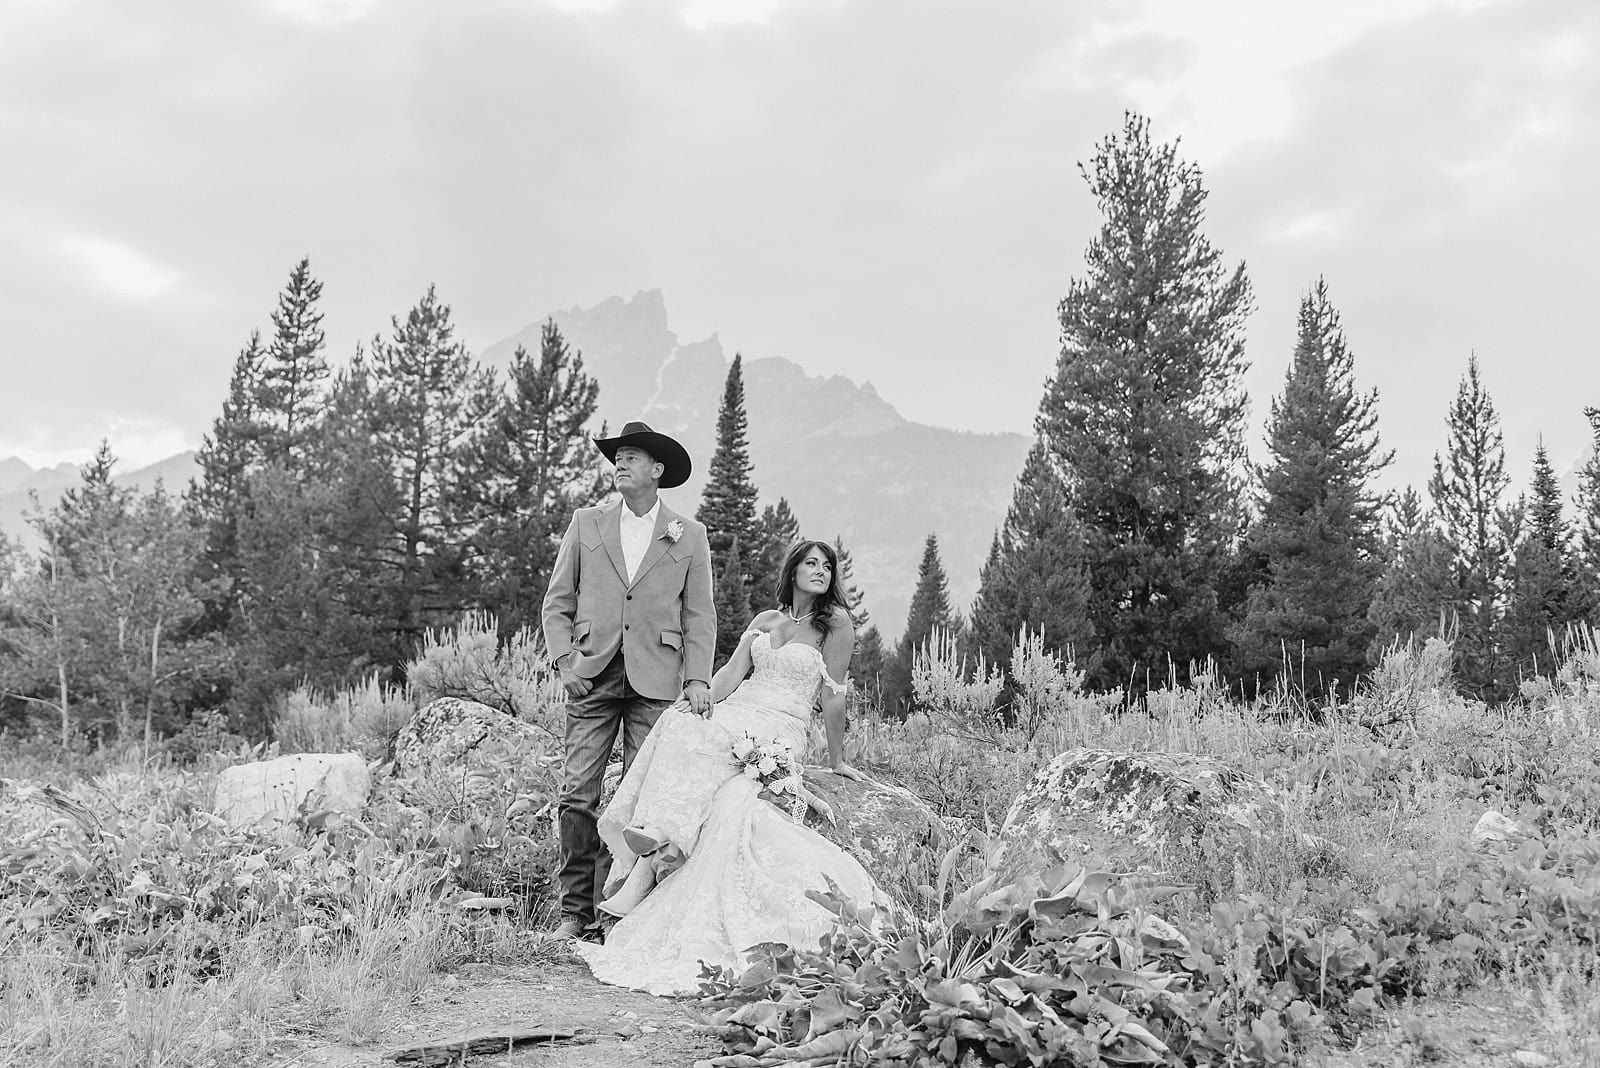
[558,653,670,925]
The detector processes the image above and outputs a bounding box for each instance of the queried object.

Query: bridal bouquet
[731,735,808,822]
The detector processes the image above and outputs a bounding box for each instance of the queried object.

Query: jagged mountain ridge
[0,452,200,552]
[486,290,1032,641]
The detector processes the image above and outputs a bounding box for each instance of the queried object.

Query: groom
[541,421,715,940]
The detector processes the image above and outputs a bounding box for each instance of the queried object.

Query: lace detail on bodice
[743,629,849,702]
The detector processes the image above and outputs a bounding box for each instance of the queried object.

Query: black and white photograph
[2,0,1598,1064]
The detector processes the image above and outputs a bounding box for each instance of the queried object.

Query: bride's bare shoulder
[746,609,784,634]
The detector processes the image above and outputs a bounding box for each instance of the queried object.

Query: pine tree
[833,535,871,629]
[365,286,494,665]
[1037,113,1253,695]
[968,441,1094,675]
[833,535,887,703]
[713,535,752,664]
[1428,355,1514,700]
[456,322,607,638]
[883,534,957,716]
[1229,280,1390,699]
[749,498,801,613]
[851,625,888,711]
[1574,408,1600,624]
[1504,441,1575,677]
[1367,488,1456,659]
[191,331,268,621]
[697,355,762,592]
[259,258,330,468]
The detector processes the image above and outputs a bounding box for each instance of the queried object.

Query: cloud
[59,237,179,300]
[0,0,1596,508]
[1208,0,1599,491]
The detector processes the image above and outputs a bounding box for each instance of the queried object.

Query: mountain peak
[487,291,1029,639]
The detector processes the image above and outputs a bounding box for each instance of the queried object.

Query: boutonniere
[663,519,685,543]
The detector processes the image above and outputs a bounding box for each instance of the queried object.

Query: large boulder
[383,698,561,901]
[212,753,371,832]
[799,768,945,899]
[985,749,1289,895]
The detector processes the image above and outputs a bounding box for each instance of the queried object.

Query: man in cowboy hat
[541,420,715,940]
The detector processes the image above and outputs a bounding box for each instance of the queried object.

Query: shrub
[272,675,412,760]
[406,610,559,728]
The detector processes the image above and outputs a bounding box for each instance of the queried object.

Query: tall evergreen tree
[697,354,762,595]
[749,498,801,613]
[1574,408,1600,624]
[968,441,1094,674]
[1230,280,1390,698]
[1428,355,1514,700]
[1504,441,1576,677]
[1367,488,1456,660]
[456,322,607,638]
[884,533,957,716]
[364,286,493,665]
[1037,113,1253,694]
[834,535,886,702]
[259,258,330,468]
[192,331,268,622]
[713,535,752,663]
[833,536,871,629]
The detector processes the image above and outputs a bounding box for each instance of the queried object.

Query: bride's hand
[829,761,867,782]
[807,792,836,826]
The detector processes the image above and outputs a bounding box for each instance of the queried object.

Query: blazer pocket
[573,620,592,646]
[660,629,683,650]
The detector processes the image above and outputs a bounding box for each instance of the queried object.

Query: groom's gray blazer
[542,499,715,701]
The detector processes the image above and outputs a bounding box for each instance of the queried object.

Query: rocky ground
[260,953,1596,1068]
[270,956,721,1068]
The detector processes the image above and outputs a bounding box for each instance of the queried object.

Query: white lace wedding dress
[574,629,882,996]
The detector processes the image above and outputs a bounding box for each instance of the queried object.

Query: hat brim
[593,429,693,489]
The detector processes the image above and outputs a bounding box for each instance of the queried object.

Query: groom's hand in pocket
[557,657,592,698]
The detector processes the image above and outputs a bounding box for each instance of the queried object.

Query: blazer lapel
[628,503,677,589]
[599,501,628,584]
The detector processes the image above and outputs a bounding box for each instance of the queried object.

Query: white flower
[664,519,685,543]
[743,764,761,780]
[731,736,755,760]
[757,756,778,776]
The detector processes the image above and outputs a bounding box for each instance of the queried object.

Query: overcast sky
[3,0,1595,498]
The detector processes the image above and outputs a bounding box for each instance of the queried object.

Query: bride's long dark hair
[777,539,850,641]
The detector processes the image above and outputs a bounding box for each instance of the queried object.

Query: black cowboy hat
[593,420,693,489]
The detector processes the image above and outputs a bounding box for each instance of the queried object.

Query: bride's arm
[703,611,779,708]
[817,611,865,778]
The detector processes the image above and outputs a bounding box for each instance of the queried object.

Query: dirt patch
[268,961,721,1068]
[1309,984,1593,1068]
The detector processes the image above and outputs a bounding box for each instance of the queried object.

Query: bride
[572,539,884,995]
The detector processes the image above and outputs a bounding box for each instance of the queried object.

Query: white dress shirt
[619,499,661,583]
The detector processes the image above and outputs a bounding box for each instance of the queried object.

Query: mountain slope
[0,452,199,552]
[486,291,1031,640]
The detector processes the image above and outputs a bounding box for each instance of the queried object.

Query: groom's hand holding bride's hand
[682,680,712,717]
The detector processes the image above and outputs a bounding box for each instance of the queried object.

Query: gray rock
[985,748,1289,894]
[800,768,945,897]
[1471,810,1535,852]
[212,753,370,832]
[384,698,561,899]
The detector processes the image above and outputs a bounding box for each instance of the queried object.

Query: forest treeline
[2,112,1598,746]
